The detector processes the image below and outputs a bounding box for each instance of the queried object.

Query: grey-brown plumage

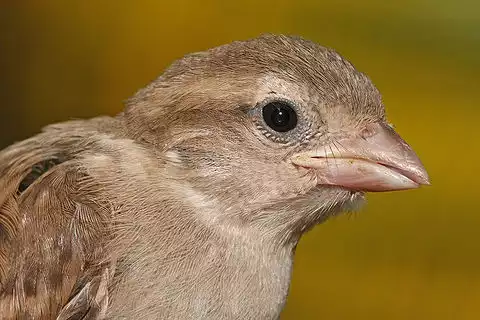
[0,34,429,319]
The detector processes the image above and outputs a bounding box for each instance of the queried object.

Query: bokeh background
[1,1,479,319]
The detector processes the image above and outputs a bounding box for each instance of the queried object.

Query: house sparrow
[0,34,429,319]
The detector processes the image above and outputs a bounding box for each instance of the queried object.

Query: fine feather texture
[0,118,119,319]
[0,34,417,319]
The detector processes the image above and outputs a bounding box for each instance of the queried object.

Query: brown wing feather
[0,119,117,319]
[56,266,112,320]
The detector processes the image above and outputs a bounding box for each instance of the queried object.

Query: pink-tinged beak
[290,122,430,192]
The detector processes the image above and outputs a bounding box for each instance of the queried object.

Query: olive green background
[1,1,479,319]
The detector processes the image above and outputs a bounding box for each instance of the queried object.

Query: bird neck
[110,201,296,319]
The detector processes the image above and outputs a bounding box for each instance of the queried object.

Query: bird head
[124,34,429,241]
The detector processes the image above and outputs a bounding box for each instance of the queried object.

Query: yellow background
[1,1,479,319]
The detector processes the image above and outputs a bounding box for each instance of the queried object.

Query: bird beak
[290,122,430,192]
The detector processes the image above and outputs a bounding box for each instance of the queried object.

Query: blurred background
[1,1,479,319]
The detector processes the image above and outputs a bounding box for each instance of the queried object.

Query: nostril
[360,123,380,139]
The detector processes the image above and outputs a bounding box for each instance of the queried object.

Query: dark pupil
[262,101,297,132]
[272,108,289,126]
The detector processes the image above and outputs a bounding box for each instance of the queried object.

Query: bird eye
[262,101,298,133]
